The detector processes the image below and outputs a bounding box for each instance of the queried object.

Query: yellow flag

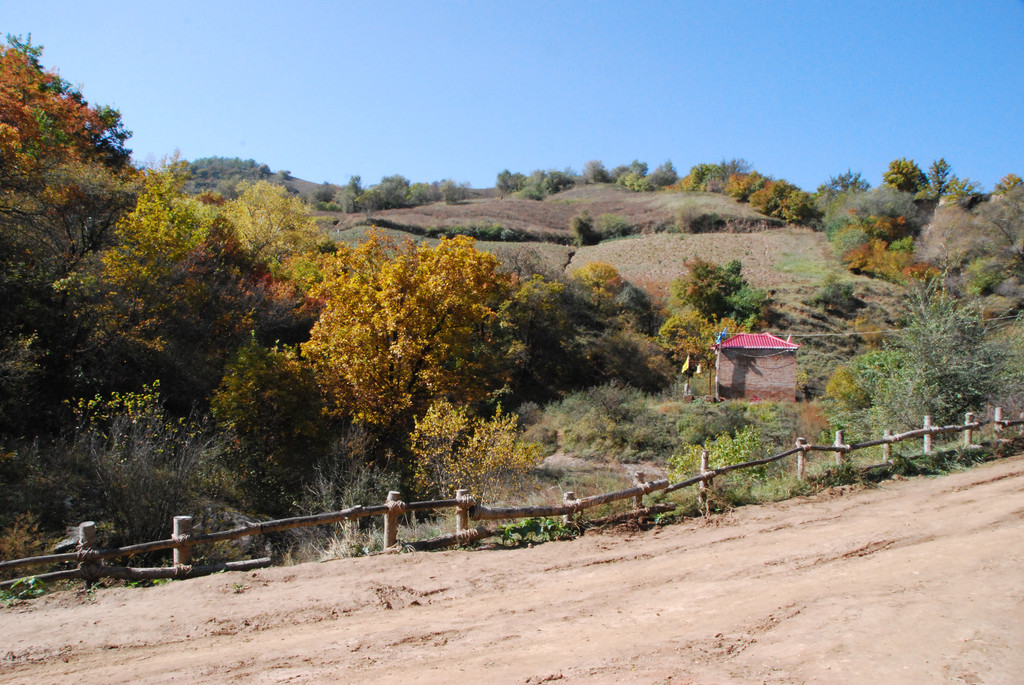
[681,355,690,373]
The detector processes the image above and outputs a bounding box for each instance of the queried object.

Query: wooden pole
[833,430,845,466]
[455,489,470,534]
[1019,412,1023,435]
[994,406,1003,432]
[384,491,403,549]
[78,521,101,587]
[172,516,193,566]
[964,412,974,448]
[923,415,933,453]
[632,471,646,509]
[698,449,711,510]
[562,492,577,525]
[795,438,807,480]
[883,429,893,462]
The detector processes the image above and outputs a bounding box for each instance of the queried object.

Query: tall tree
[303,233,512,440]
[882,158,927,194]
[222,180,319,264]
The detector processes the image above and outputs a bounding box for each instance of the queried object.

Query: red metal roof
[718,333,800,350]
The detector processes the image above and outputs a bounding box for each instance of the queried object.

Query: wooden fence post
[455,489,470,534]
[795,438,807,480]
[562,491,577,525]
[172,515,193,567]
[883,429,893,463]
[633,471,646,509]
[77,521,101,587]
[994,407,1003,433]
[384,491,403,549]
[698,449,712,510]
[923,415,933,453]
[1019,412,1023,435]
[833,430,845,466]
[964,412,974,448]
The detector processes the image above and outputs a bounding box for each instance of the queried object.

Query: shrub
[825,283,1010,432]
[530,383,681,463]
[72,383,227,545]
[810,275,857,312]
[725,172,768,201]
[571,211,600,246]
[410,400,541,501]
[597,213,633,239]
[669,424,765,481]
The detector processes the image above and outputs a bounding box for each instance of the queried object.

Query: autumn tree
[749,179,817,224]
[221,180,320,264]
[303,233,513,440]
[882,158,926,194]
[410,400,540,500]
[0,35,136,433]
[994,174,1023,195]
[658,310,743,371]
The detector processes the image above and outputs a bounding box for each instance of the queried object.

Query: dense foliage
[3,37,1024,562]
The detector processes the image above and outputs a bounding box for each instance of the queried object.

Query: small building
[714,333,800,402]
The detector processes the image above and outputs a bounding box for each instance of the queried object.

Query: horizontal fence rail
[3,408,1022,592]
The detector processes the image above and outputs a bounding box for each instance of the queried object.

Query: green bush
[669,424,765,481]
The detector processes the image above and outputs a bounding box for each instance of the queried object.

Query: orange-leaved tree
[303,233,512,440]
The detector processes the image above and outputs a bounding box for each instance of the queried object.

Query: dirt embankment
[3,455,1024,684]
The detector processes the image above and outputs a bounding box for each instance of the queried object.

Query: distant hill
[184,156,315,198]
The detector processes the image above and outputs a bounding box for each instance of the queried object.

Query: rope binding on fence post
[454,489,473,534]
[562,491,579,525]
[76,521,102,585]
[384,491,405,550]
[172,515,193,567]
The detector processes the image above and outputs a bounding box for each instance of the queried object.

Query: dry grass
[324,186,782,240]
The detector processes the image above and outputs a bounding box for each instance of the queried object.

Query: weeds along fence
[3,408,1022,592]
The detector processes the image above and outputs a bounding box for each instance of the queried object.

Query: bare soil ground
[4,455,1023,684]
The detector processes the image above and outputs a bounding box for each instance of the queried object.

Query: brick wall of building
[717,348,798,401]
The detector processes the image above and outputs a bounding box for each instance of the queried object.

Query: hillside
[326,183,782,240]
[4,455,1022,683]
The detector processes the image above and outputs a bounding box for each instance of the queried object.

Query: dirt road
[3,455,1023,684]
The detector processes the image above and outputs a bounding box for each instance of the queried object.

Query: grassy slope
[325,186,904,395]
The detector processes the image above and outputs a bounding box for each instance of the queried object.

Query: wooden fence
[3,408,1022,592]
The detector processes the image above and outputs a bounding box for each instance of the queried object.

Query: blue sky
[4,1,1023,191]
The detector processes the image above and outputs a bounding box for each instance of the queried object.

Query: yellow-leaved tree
[410,400,540,501]
[222,180,320,264]
[303,233,512,437]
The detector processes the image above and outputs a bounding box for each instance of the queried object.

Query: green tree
[211,339,328,512]
[647,160,679,188]
[882,158,927,194]
[440,179,469,204]
[925,158,952,199]
[571,211,600,246]
[825,282,1008,431]
[670,259,767,327]
[374,175,411,209]
[496,169,526,198]
[581,160,611,184]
